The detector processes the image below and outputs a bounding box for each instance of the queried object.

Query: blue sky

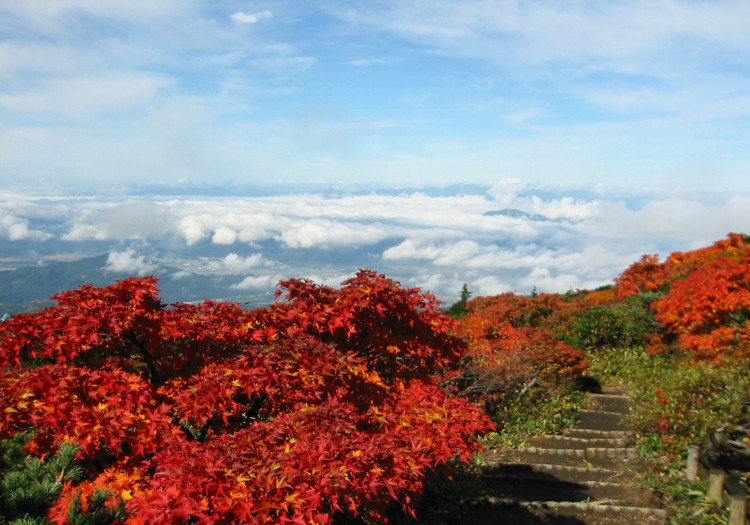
[2,0,750,193]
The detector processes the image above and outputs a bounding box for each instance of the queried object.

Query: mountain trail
[464,386,666,524]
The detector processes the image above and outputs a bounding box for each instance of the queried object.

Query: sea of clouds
[1,179,747,304]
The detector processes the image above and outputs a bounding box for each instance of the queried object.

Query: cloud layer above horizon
[1,181,747,302]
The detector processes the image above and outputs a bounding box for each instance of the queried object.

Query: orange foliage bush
[454,293,588,409]
[615,233,750,299]
[651,252,750,359]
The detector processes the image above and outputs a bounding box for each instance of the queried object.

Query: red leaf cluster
[1,270,493,523]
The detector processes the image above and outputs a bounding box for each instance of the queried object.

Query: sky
[1,2,749,302]
[2,0,750,192]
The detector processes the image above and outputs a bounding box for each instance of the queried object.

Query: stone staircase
[465,387,667,524]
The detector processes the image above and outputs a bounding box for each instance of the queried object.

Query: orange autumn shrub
[615,233,750,299]
[454,293,588,412]
[650,251,750,360]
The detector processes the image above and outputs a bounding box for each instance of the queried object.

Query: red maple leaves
[1,270,493,524]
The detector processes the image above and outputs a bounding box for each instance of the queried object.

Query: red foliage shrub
[1,271,493,524]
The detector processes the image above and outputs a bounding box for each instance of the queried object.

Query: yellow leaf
[285,493,301,504]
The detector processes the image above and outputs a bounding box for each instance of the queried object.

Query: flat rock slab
[565,429,633,441]
[478,476,653,507]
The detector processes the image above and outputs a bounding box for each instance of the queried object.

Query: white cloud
[222,253,263,273]
[526,196,599,221]
[277,219,388,249]
[385,239,485,266]
[0,213,52,241]
[171,206,279,247]
[2,185,749,302]
[212,227,237,245]
[593,196,750,245]
[62,198,173,241]
[178,216,207,245]
[518,267,582,295]
[230,10,272,25]
[231,275,276,290]
[0,0,195,27]
[294,271,356,289]
[334,1,750,74]
[172,270,192,280]
[486,179,601,221]
[348,58,388,67]
[247,56,317,73]
[106,249,158,276]
[487,178,526,204]
[382,239,441,260]
[472,275,514,297]
[62,223,108,241]
[0,74,170,119]
[433,240,481,266]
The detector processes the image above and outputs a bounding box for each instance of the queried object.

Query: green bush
[483,382,586,449]
[628,357,750,459]
[446,284,472,318]
[564,293,659,351]
[0,435,127,525]
[1,434,80,524]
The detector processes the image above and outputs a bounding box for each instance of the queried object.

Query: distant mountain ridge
[483,208,556,222]
[0,255,271,315]
[0,255,110,312]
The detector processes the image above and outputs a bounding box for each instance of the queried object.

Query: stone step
[587,393,631,414]
[484,461,639,484]
[529,434,630,450]
[477,475,655,508]
[565,428,634,440]
[467,498,667,525]
[600,386,630,396]
[487,446,641,469]
[469,386,664,524]
[576,409,628,432]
